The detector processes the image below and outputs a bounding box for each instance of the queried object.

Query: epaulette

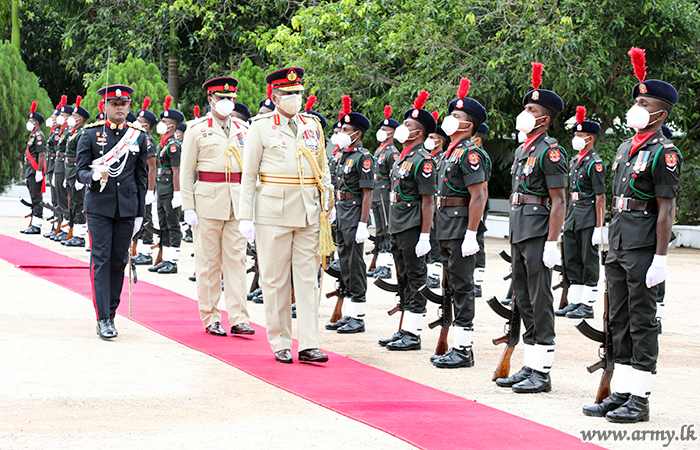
[85,121,105,129]
[251,111,275,122]
[232,117,249,129]
[187,116,209,127]
[127,122,147,133]
[544,136,559,147]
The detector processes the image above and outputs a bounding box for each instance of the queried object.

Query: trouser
[371,197,391,254]
[606,245,659,372]
[86,212,133,320]
[194,216,249,327]
[440,238,476,328]
[562,226,599,286]
[48,171,58,207]
[55,164,68,214]
[26,175,43,218]
[141,202,154,245]
[157,195,181,248]
[475,211,488,269]
[511,235,555,346]
[390,227,427,314]
[256,223,321,352]
[336,224,367,302]
[67,177,85,227]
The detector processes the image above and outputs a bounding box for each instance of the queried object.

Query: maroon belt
[65,157,77,163]
[198,171,241,183]
[437,196,470,208]
[337,191,360,200]
[510,193,549,206]
[613,196,657,212]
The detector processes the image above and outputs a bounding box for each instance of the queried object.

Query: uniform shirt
[52,124,69,175]
[389,143,436,234]
[435,138,490,240]
[509,132,568,244]
[146,133,157,159]
[156,133,181,197]
[23,129,46,178]
[65,125,85,179]
[335,145,374,231]
[329,146,342,184]
[46,125,60,175]
[57,126,71,157]
[372,142,398,201]
[608,131,682,251]
[563,148,606,231]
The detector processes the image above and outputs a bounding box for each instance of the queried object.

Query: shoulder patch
[170,144,178,153]
[392,153,398,160]
[362,158,372,170]
[85,121,105,129]
[548,148,561,162]
[665,153,678,169]
[468,152,479,165]
[595,163,604,172]
[422,160,434,176]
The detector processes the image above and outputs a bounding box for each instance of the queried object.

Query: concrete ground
[1,216,698,450]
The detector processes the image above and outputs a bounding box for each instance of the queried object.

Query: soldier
[378,90,437,351]
[148,96,184,274]
[20,101,46,235]
[471,122,491,297]
[239,67,332,364]
[494,63,567,393]
[232,102,252,122]
[43,98,65,237]
[63,96,91,247]
[133,97,158,265]
[52,102,74,242]
[328,95,373,334]
[583,48,681,423]
[76,84,148,339]
[258,85,274,115]
[556,107,605,319]
[424,111,449,289]
[181,76,254,337]
[367,106,399,280]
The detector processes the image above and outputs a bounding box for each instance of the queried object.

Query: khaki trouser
[256,222,320,352]
[194,216,249,327]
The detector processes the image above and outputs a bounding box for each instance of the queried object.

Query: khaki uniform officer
[239,67,332,364]
[181,76,254,337]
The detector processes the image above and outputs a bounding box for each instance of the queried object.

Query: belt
[437,196,470,208]
[510,193,549,206]
[260,173,316,187]
[158,168,173,175]
[613,196,657,212]
[65,157,77,163]
[337,191,360,200]
[374,174,389,181]
[198,171,241,183]
[570,192,592,201]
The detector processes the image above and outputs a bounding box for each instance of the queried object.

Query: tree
[228,58,274,112]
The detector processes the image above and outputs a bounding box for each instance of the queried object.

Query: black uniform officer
[52,103,74,241]
[430,78,490,368]
[583,53,681,423]
[367,106,399,279]
[557,107,605,319]
[21,102,46,234]
[494,63,567,393]
[133,97,158,264]
[76,84,148,339]
[425,111,449,289]
[330,96,373,334]
[379,90,437,351]
[63,96,91,247]
[471,123,492,297]
[149,96,184,274]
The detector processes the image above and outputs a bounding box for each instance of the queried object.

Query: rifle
[419,267,452,356]
[144,221,163,266]
[487,294,521,381]
[374,275,412,332]
[367,233,378,273]
[553,243,570,310]
[575,249,612,404]
[246,242,260,293]
[41,201,69,236]
[324,258,344,323]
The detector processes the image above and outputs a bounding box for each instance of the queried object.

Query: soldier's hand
[329,207,337,224]
[239,219,256,243]
[591,227,603,246]
[461,229,479,257]
[542,240,560,268]
[132,217,144,238]
[90,164,109,181]
[415,233,431,257]
[355,222,370,244]
[75,180,84,190]
[184,209,199,227]
[63,178,67,188]
[645,254,667,288]
[51,174,56,186]
[35,171,43,183]
[171,191,182,209]
[145,190,155,205]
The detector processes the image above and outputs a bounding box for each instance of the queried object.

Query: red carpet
[0,234,603,450]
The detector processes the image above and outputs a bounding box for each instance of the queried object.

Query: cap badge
[115,89,122,97]
[287,70,298,82]
[411,110,419,118]
[532,90,540,100]
[639,83,648,94]
[344,115,350,123]
[577,124,582,131]
[224,83,229,91]
[456,99,464,109]
[164,111,169,117]
[384,119,388,125]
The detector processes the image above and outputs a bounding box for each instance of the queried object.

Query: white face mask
[441,115,471,136]
[515,110,543,134]
[335,131,355,148]
[57,115,66,125]
[376,129,388,142]
[67,117,77,128]
[26,121,35,132]
[517,131,527,143]
[626,105,662,130]
[423,138,436,151]
[571,136,590,151]
[45,117,54,128]
[277,93,303,116]
[394,124,415,144]
[156,121,169,135]
[213,98,234,116]
[330,134,339,146]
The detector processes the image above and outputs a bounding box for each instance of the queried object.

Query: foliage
[228,58,274,113]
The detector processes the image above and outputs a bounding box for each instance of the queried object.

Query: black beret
[234,102,251,121]
[340,111,370,133]
[28,112,45,124]
[177,122,187,132]
[447,97,488,124]
[138,109,158,126]
[632,79,678,105]
[376,117,400,129]
[522,89,564,114]
[59,105,74,115]
[403,108,437,135]
[75,106,91,120]
[434,125,449,142]
[160,109,185,123]
[571,120,600,135]
[661,125,673,139]
[477,123,489,135]
[126,111,137,122]
[258,98,274,110]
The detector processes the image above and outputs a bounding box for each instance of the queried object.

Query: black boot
[566,304,594,319]
[325,315,351,331]
[432,347,474,368]
[555,302,579,317]
[379,330,405,347]
[366,267,378,277]
[372,266,391,279]
[386,331,421,351]
[148,261,167,272]
[96,319,117,340]
[157,261,178,274]
[64,236,85,247]
[188,274,196,282]
[606,395,650,423]
[474,285,482,298]
[512,370,552,393]
[21,225,41,235]
[583,392,630,417]
[247,287,262,300]
[251,294,263,304]
[336,317,365,334]
[426,275,440,289]
[495,366,533,387]
[132,253,153,265]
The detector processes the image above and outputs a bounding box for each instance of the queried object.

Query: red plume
[431,110,439,122]
[341,95,352,116]
[30,101,37,114]
[531,62,544,90]
[413,90,429,111]
[628,47,647,83]
[576,106,586,125]
[59,95,67,109]
[266,84,273,100]
[98,99,105,114]
[194,105,200,118]
[164,95,172,112]
[75,95,82,108]
[457,78,471,99]
[142,96,151,111]
[305,94,317,112]
[383,105,392,119]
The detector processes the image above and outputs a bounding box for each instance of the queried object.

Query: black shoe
[157,261,178,274]
[251,294,263,304]
[292,303,297,319]
[500,298,512,306]
[132,253,153,265]
[96,319,117,339]
[373,266,392,279]
[57,231,68,242]
[386,331,421,351]
[474,285,482,298]
[555,302,579,317]
[148,261,167,272]
[583,392,630,417]
[379,330,405,347]
[325,315,351,331]
[495,366,533,387]
[247,287,262,300]
[188,275,196,282]
[336,317,365,334]
[366,267,378,277]
[182,235,193,243]
[21,225,41,235]
[566,304,594,319]
[64,236,85,247]
[43,230,55,238]
[606,395,650,423]
[426,275,440,289]
[330,259,340,271]
[432,347,475,368]
[512,370,552,393]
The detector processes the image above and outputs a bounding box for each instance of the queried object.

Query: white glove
[171,191,182,209]
[542,240,560,269]
[51,174,56,186]
[74,180,84,190]
[355,222,370,244]
[645,254,667,288]
[63,178,67,188]
[415,233,431,257]
[145,190,155,205]
[591,227,603,246]
[132,217,143,238]
[91,164,109,181]
[239,219,256,242]
[184,209,199,227]
[329,207,337,224]
[461,229,479,257]
[35,171,43,183]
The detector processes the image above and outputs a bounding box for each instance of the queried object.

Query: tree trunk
[167,21,179,105]
[11,0,20,53]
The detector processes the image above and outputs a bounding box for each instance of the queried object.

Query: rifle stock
[594,369,613,404]
[435,327,449,356]
[387,304,401,316]
[368,252,378,273]
[493,345,515,381]
[489,288,520,381]
[330,297,344,323]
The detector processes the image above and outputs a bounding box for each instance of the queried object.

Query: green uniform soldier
[424,110,449,289]
[133,97,158,264]
[63,96,91,247]
[20,101,46,235]
[471,122,491,297]
[43,98,65,237]
[52,102,74,241]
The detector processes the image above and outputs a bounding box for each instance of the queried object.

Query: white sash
[92,127,141,167]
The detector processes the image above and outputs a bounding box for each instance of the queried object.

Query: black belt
[437,196,470,208]
[510,193,549,206]
[337,191,360,200]
[613,196,657,212]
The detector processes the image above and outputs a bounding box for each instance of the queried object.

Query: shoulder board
[127,122,146,132]
[85,121,105,129]
[543,136,559,147]
[416,147,432,158]
[187,116,209,127]
[251,111,275,122]
[232,117,249,129]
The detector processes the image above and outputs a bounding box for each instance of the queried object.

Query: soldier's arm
[653,147,682,256]
[655,198,674,256]
[147,157,156,191]
[37,134,46,170]
[180,124,198,211]
[240,120,264,220]
[359,153,373,222]
[136,135,149,217]
[467,182,486,232]
[76,132,94,186]
[547,188,566,240]
[171,142,181,192]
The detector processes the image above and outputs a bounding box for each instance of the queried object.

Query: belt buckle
[389,191,397,203]
[436,197,442,208]
[616,197,625,212]
[336,191,341,201]
[510,193,519,205]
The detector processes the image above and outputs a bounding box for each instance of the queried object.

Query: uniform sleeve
[359,153,374,189]
[590,160,607,195]
[541,144,568,189]
[460,148,487,187]
[181,123,200,211]
[240,120,265,220]
[147,136,156,159]
[416,158,437,195]
[36,133,45,153]
[169,140,182,167]
[76,131,94,186]
[136,133,148,217]
[654,146,682,198]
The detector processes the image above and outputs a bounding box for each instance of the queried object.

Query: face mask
[394,124,415,144]
[517,131,527,143]
[67,117,77,128]
[330,134,339,146]
[515,110,542,134]
[335,132,353,148]
[441,115,470,136]
[423,138,436,151]
[376,129,388,142]
[26,121,35,132]
[277,93,303,116]
[213,98,234,116]
[626,105,662,130]
[156,121,169,135]
[571,136,589,151]
[45,117,54,128]
[57,115,66,125]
